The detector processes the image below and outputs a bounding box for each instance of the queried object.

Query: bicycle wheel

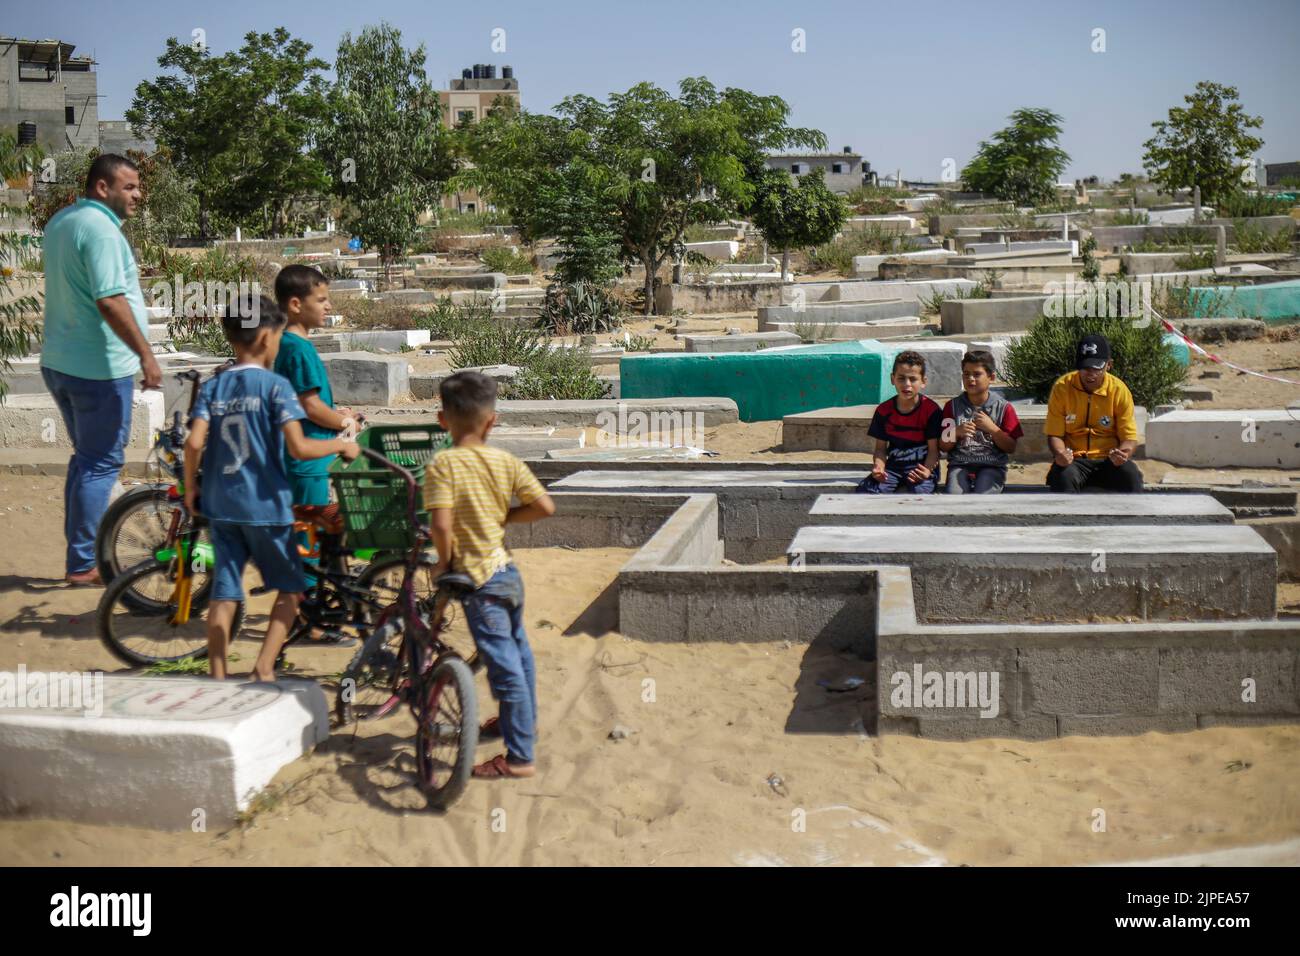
[96,487,213,613]
[97,558,245,667]
[335,617,407,725]
[361,555,478,666]
[416,654,478,810]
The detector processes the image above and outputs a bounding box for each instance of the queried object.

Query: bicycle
[332,446,479,810]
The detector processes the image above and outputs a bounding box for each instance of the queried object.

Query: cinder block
[877,651,1020,720]
[915,715,1058,741]
[1158,648,1299,715]
[1057,714,1197,736]
[719,499,759,541]
[619,587,687,642]
[1021,647,1160,716]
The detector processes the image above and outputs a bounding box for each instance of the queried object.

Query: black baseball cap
[1076,333,1111,370]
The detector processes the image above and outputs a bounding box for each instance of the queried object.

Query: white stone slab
[554,469,861,490]
[0,390,164,450]
[0,674,328,829]
[809,492,1235,525]
[337,329,431,351]
[1146,409,1300,468]
[684,240,739,261]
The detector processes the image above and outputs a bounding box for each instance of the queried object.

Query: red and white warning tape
[1158,312,1300,387]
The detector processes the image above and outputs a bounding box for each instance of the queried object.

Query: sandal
[472,754,535,779]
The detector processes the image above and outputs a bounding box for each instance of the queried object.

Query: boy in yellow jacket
[1045,334,1143,493]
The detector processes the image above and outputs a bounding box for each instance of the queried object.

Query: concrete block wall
[874,566,1300,739]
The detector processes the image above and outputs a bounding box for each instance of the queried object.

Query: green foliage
[167,316,235,357]
[919,274,995,315]
[1214,192,1294,218]
[1004,311,1185,409]
[1173,248,1216,270]
[624,333,655,351]
[1231,223,1293,254]
[29,147,94,232]
[750,168,847,279]
[446,313,545,369]
[123,148,200,248]
[1080,235,1100,281]
[128,28,331,237]
[317,23,455,271]
[0,135,43,399]
[1111,209,1149,225]
[505,346,610,400]
[806,225,910,275]
[480,246,533,275]
[1142,82,1264,206]
[458,76,826,313]
[961,108,1070,206]
[536,281,624,335]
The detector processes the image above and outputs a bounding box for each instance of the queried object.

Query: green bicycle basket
[329,423,452,551]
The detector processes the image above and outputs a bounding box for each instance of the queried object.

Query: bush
[806,226,910,275]
[504,346,610,400]
[536,281,623,335]
[446,312,545,369]
[1111,209,1149,225]
[481,246,533,275]
[1232,223,1293,254]
[1004,311,1185,409]
[166,315,234,357]
[1214,192,1294,218]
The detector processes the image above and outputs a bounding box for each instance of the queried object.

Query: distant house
[98,120,155,156]
[438,64,521,214]
[765,148,870,194]
[0,36,98,151]
[1265,162,1300,187]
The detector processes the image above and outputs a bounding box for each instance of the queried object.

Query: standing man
[1045,333,1143,493]
[41,154,162,585]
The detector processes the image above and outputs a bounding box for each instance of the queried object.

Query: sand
[0,474,1298,866]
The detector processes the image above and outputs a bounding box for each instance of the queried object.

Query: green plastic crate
[329,424,451,551]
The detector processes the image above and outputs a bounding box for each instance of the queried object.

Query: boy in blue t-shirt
[184,294,360,682]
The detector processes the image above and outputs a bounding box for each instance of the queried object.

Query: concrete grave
[789,523,1277,623]
[0,674,328,829]
[335,329,431,352]
[940,296,1049,335]
[0,391,164,450]
[1146,410,1300,469]
[682,331,801,353]
[808,493,1235,526]
[319,351,411,405]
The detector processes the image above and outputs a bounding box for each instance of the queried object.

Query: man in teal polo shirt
[41,153,162,585]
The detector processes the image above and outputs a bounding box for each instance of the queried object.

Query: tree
[317,23,455,273]
[0,134,43,399]
[461,77,824,313]
[962,108,1069,207]
[750,168,847,281]
[1142,81,1264,206]
[128,28,330,237]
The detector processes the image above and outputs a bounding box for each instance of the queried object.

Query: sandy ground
[0,475,1298,866]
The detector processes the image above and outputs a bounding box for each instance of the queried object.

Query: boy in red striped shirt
[856,351,943,494]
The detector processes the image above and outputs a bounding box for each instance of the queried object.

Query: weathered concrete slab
[940,296,1049,335]
[791,524,1276,623]
[683,331,801,353]
[0,390,164,450]
[758,299,917,329]
[332,329,431,352]
[1168,317,1267,342]
[319,351,411,405]
[809,493,1234,525]
[0,674,328,830]
[1146,410,1300,469]
[761,317,923,339]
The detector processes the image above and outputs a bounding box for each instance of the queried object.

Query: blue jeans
[462,564,537,765]
[41,367,134,574]
[945,464,1007,494]
[856,468,936,495]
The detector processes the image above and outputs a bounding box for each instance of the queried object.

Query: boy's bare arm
[923,437,940,472]
[871,439,889,477]
[430,507,453,569]
[299,391,351,432]
[507,494,556,524]
[182,418,208,513]
[282,420,359,461]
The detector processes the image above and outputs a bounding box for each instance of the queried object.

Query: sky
[10,0,1300,182]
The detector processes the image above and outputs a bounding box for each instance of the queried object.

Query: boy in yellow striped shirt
[424,371,555,779]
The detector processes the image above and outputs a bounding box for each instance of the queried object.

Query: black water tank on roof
[462,68,472,79]
[17,122,36,145]
[485,65,496,79]
[502,65,513,79]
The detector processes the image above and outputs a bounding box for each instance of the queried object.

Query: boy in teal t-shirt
[272,265,355,506]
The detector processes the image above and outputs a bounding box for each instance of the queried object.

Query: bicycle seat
[292,503,344,535]
[436,571,477,595]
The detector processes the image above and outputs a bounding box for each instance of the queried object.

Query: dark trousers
[1047,456,1144,493]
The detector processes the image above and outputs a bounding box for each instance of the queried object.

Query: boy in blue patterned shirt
[184,295,359,682]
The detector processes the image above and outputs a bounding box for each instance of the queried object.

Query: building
[764,148,870,194]
[1265,161,1300,188]
[98,120,155,156]
[439,64,521,214]
[0,36,98,152]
